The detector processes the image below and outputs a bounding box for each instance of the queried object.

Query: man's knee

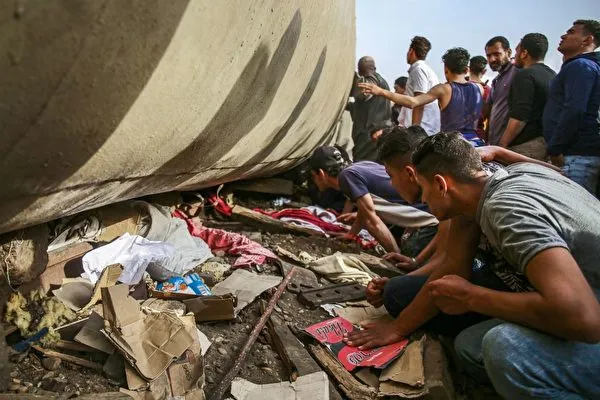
[382,275,427,318]
[481,323,532,398]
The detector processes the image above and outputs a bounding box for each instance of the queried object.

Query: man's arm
[477,145,562,173]
[450,248,600,342]
[358,83,444,110]
[354,194,399,253]
[498,118,526,147]
[346,216,481,348]
[546,61,597,156]
[498,71,534,147]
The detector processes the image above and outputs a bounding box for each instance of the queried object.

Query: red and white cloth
[173,210,277,268]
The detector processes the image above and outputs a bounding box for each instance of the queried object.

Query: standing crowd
[310,19,600,399]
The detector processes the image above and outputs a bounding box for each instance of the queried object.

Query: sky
[356,0,599,85]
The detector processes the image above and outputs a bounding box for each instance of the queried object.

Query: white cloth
[82,233,175,285]
[398,60,441,135]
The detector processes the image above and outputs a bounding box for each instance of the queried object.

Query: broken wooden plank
[307,344,377,400]
[231,205,322,236]
[298,282,366,308]
[229,178,294,196]
[279,260,319,294]
[268,312,321,381]
[31,345,103,371]
[51,340,98,353]
[423,336,455,400]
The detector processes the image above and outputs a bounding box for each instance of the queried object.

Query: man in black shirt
[497,33,556,160]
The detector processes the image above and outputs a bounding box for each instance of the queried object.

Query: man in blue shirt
[543,20,600,197]
[308,146,438,254]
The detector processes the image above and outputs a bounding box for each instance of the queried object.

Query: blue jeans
[563,155,600,198]
[382,268,509,337]
[455,320,600,399]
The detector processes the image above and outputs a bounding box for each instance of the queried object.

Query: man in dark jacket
[543,20,600,197]
[348,56,392,162]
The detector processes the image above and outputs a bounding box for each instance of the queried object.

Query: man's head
[558,20,600,58]
[469,56,488,79]
[308,146,350,192]
[407,36,432,64]
[442,47,471,79]
[358,56,376,77]
[515,33,549,68]
[411,132,484,220]
[377,125,428,204]
[394,76,408,94]
[485,36,512,72]
[369,119,394,143]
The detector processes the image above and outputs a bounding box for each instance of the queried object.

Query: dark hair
[442,48,471,74]
[574,19,600,47]
[377,125,428,163]
[411,131,483,182]
[410,36,432,60]
[520,33,549,60]
[485,36,510,50]
[469,56,487,74]
[394,76,408,88]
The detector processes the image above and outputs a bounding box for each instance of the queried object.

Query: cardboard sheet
[74,311,116,354]
[101,284,194,381]
[231,371,329,400]
[304,317,408,371]
[335,304,392,325]
[211,269,282,315]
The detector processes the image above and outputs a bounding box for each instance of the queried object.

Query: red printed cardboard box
[304,317,408,371]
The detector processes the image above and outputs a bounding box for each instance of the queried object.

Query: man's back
[400,61,440,135]
[478,163,600,291]
[508,63,556,146]
[349,73,392,161]
[338,161,405,204]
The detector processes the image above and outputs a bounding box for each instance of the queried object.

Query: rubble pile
[0,184,458,400]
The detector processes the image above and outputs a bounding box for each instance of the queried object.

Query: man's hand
[427,275,474,315]
[366,277,389,307]
[383,252,418,271]
[358,82,384,96]
[337,212,357,224]
[371,129,383,142]
[476,146,498,162]
[550,154,565,167]
[344,321,404,350]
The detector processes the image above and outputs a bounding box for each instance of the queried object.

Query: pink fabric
[173,210,277,268]
[254,208,347,233]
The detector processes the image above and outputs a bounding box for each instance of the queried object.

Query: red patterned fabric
[173,210,277,268]
[254,208,347,233]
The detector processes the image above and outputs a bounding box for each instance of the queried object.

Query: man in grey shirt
[485,36,518,145]
[410,132,600,399]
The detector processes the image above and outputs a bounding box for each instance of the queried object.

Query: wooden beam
[307,344,377,400]
[31,345,103,372]
[231,205,322,236]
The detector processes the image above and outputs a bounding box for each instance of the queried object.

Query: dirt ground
[1,190,495,399]
[2,193,369,398]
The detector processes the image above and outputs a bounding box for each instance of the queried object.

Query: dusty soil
[0,189,495,399]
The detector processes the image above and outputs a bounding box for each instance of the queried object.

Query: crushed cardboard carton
[101,284,194,381]
[183,295,236,322]
[304,317,408,371]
